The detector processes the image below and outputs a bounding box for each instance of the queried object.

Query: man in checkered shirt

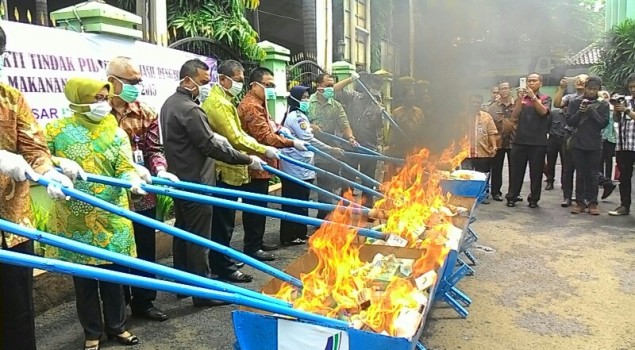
[609,73,635,216]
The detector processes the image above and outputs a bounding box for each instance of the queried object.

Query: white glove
[133,163,153,184]
[264,146,280,160]
[56,157,87,182]
[129,177,148,196]
[293,140,308,151]
[157,169,179,182]
[42,169,73,201]
[351,71,360,81]
[213,134,233,149]
[0,150,40,182]
[248,155,265,171]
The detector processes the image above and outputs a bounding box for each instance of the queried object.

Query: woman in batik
[44,77,146,350]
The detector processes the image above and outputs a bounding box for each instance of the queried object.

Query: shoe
[282,238,306,246]
[515,196,523,202]
[220,270,253,283]
[107,332,139,346]
[506,200,515,207]
[528,202,538,208]
[261,243,279,251]
[492,194,503,201]
[561,199,572,208]
[481,197,490,204]
[248,249,275,261]
[231,259,245,269]
[601,183,616,200]
[588,203,600,215]
[84,340,100,350]
[571,202,585,214]
[545,182,554,190]
[609,206,629,216]
[193,299,231,307]
[132,306,168,322]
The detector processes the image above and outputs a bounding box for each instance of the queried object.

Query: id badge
[133,149,144,164]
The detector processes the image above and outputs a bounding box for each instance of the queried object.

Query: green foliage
[592,18,635,91]
[156,194,175,222]
[268,175,280,186]
[370,0,393,72]
[30,200,49,256]
[117,0,263,60]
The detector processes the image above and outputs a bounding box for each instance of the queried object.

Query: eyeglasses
[113,75,142,86]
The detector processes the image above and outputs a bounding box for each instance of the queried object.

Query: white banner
[277,319,349,350]
[0,20,217,125]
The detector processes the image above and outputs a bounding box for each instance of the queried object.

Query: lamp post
[336,39,346,61]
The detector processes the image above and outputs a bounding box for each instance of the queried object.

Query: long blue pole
[150,176,370,215]
[0,250,349,329]
[342,151,405,165]
[278,130,382,188]
[76,174,387,240]
[34,176,303,288]
[278,153,385,199]
[0,218,288,306]
[315,131,383,156]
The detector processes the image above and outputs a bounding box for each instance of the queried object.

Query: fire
[273,142,469,337]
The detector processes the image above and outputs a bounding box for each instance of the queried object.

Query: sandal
[84,340,100,350]
[107,331,139,346]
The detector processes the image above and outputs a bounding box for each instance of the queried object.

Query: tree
[592,18,635,92]
[117,0,263,60]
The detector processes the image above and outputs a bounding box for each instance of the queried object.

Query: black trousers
[173,199,213,304]
[616,151,635,210]
[490,148,511,196]
[561,143,575,200]
[461,157,492,173]
[572,148,601,205]
[600,140,616,180]
[241,179,270,254]
[506,144,547,203]
[0,239,36,350]
[342,156,378,208]
[280,177,313,243]
[315,160,342,219]
[73,264,127,340]
[123,207,157,313]
[546,136,565,183]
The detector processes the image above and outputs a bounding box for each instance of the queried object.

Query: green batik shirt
[306,93,350,135]
[44,114,138,265]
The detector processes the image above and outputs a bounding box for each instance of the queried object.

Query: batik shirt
[0,84,54,249]
[44,114,137,265]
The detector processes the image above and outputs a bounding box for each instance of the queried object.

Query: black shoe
[231,259,245,269]
[561,199,572,208]
[515,196,523,202]
[492,194,503,201]
[528,202,538,208]
[506,200,515,207]
[107,333,139,346]
[601,183,616,200]
[193,299,231,307]
[545,182,554,190]
[248,249,275,261]
[220,270,254,283]
[261,243,279,251]
[132,306,168,322]
[282,238,307,246]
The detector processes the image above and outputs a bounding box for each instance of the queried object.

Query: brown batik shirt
[487,98,516,149]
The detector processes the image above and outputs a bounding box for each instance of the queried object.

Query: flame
[273,141,469,337]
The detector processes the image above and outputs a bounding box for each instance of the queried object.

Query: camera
[609,95,627,104]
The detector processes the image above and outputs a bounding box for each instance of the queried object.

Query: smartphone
[519,78,527,90]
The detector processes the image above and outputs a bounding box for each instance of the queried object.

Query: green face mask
[112,76,141,103]
[299,101,310,113]
[321,87,334,99]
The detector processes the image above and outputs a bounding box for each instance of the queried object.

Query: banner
[277,319,349,350]
[0,20,216,125]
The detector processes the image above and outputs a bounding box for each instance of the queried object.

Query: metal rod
[315,131,383,156]
[0,250,349,329]
[0,218,287,306]
[34,176,303,288]
[343,151,405,165]
[78,173,387,241]
[150,176,369,215]
[278,153,384,199]
[279,130,382,188]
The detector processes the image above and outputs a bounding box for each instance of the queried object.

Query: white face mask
[221,75,244,97]
[198,84,211,103]
[82,101,112,121]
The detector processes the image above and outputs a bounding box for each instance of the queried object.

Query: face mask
[265,87,277,100]
[320,87,334,99]
[291,95,310,113]
[111,76,140,103]
[198,84,212,103]
[221,75,244,97]
[82,101,112,121]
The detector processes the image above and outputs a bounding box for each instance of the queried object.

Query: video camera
[609,95,627,104]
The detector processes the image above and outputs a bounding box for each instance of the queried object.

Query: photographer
[566,76,609,215]
[608,73,635,216]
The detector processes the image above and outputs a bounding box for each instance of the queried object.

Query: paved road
[35,177,635,350]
